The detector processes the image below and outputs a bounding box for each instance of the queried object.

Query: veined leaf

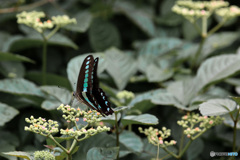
[199,99,237,116]
[195,54,240,93]
[0,102,19,126]
[89,18,121,52]
[25,71,72,90]
[137,38,182,72]
[64,11,93,33]
[2,151,32,160]
[115,1,155,37]
[119,131,143,153]
[105,48,137,90]
[0,61,25,78]
[4,33,78,52]
[41,86,71,104]
[200,32,240,61]
[0,78,45,97]
[0,52,34,63]
[73,133,125,160]
[122,114,158,125]
[146,64,173,82]
[87,147,119,160]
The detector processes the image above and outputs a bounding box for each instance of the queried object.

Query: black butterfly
[74,55,114,117]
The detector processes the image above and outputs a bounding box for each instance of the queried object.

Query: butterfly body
[74,55,114,116]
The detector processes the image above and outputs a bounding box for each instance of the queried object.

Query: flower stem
[156,144,160,160]
[41,35,47,85]
[191,36,206,69]
[178,128,185,154]
[48,134,68,153]
[115,112,119,160]
[208,18,227,37]
[162,147,178,159]
[46,25,60,40]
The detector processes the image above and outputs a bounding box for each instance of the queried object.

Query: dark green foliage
[0,0,240,160]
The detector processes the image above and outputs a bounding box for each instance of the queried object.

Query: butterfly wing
[75,55,101,113]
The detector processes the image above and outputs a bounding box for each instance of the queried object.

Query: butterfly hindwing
[92,57,114,116]
[93,88,114,116]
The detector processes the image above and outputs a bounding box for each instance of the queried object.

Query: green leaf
[137,38,182,72]
[223,113,240,129]
[64,11,93,33]
[3,151,33,160]
[101,113,121,125]
[119,131,143,153]
[146,64,174,82]
[150,88,193,110]
[200,32,240,61]
[0,52,34,63]
[0,78,45,97]
[156,13,183,26]
[115,1,155,37]
[0,61,25,78]
[225,78,240,86]
[41,86,71,104]
[67,53,106,90]
[0,102,19,126]
[73,133,121,160]
[195,54,240,93]
[105,48,137,90]
[122,114,158,125]
[199,99,237,116]
[129,89,161,107]
[86,147,119,160]
[186,138,204,160]
[0,141,17,160]
[0,31,11,51]
[41,99,64,110]
[114,106,128,113]
[26,71,72,90]
[4,33,78,52]
[231,97,240,106]
[89,18,121,52]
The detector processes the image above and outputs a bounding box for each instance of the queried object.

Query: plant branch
[0,0,50,14]
[232,107,240,152]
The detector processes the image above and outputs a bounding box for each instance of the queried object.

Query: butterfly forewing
[74,55,114,116]
[75,55,99,111]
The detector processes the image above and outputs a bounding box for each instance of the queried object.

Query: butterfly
[74,55,114,117]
